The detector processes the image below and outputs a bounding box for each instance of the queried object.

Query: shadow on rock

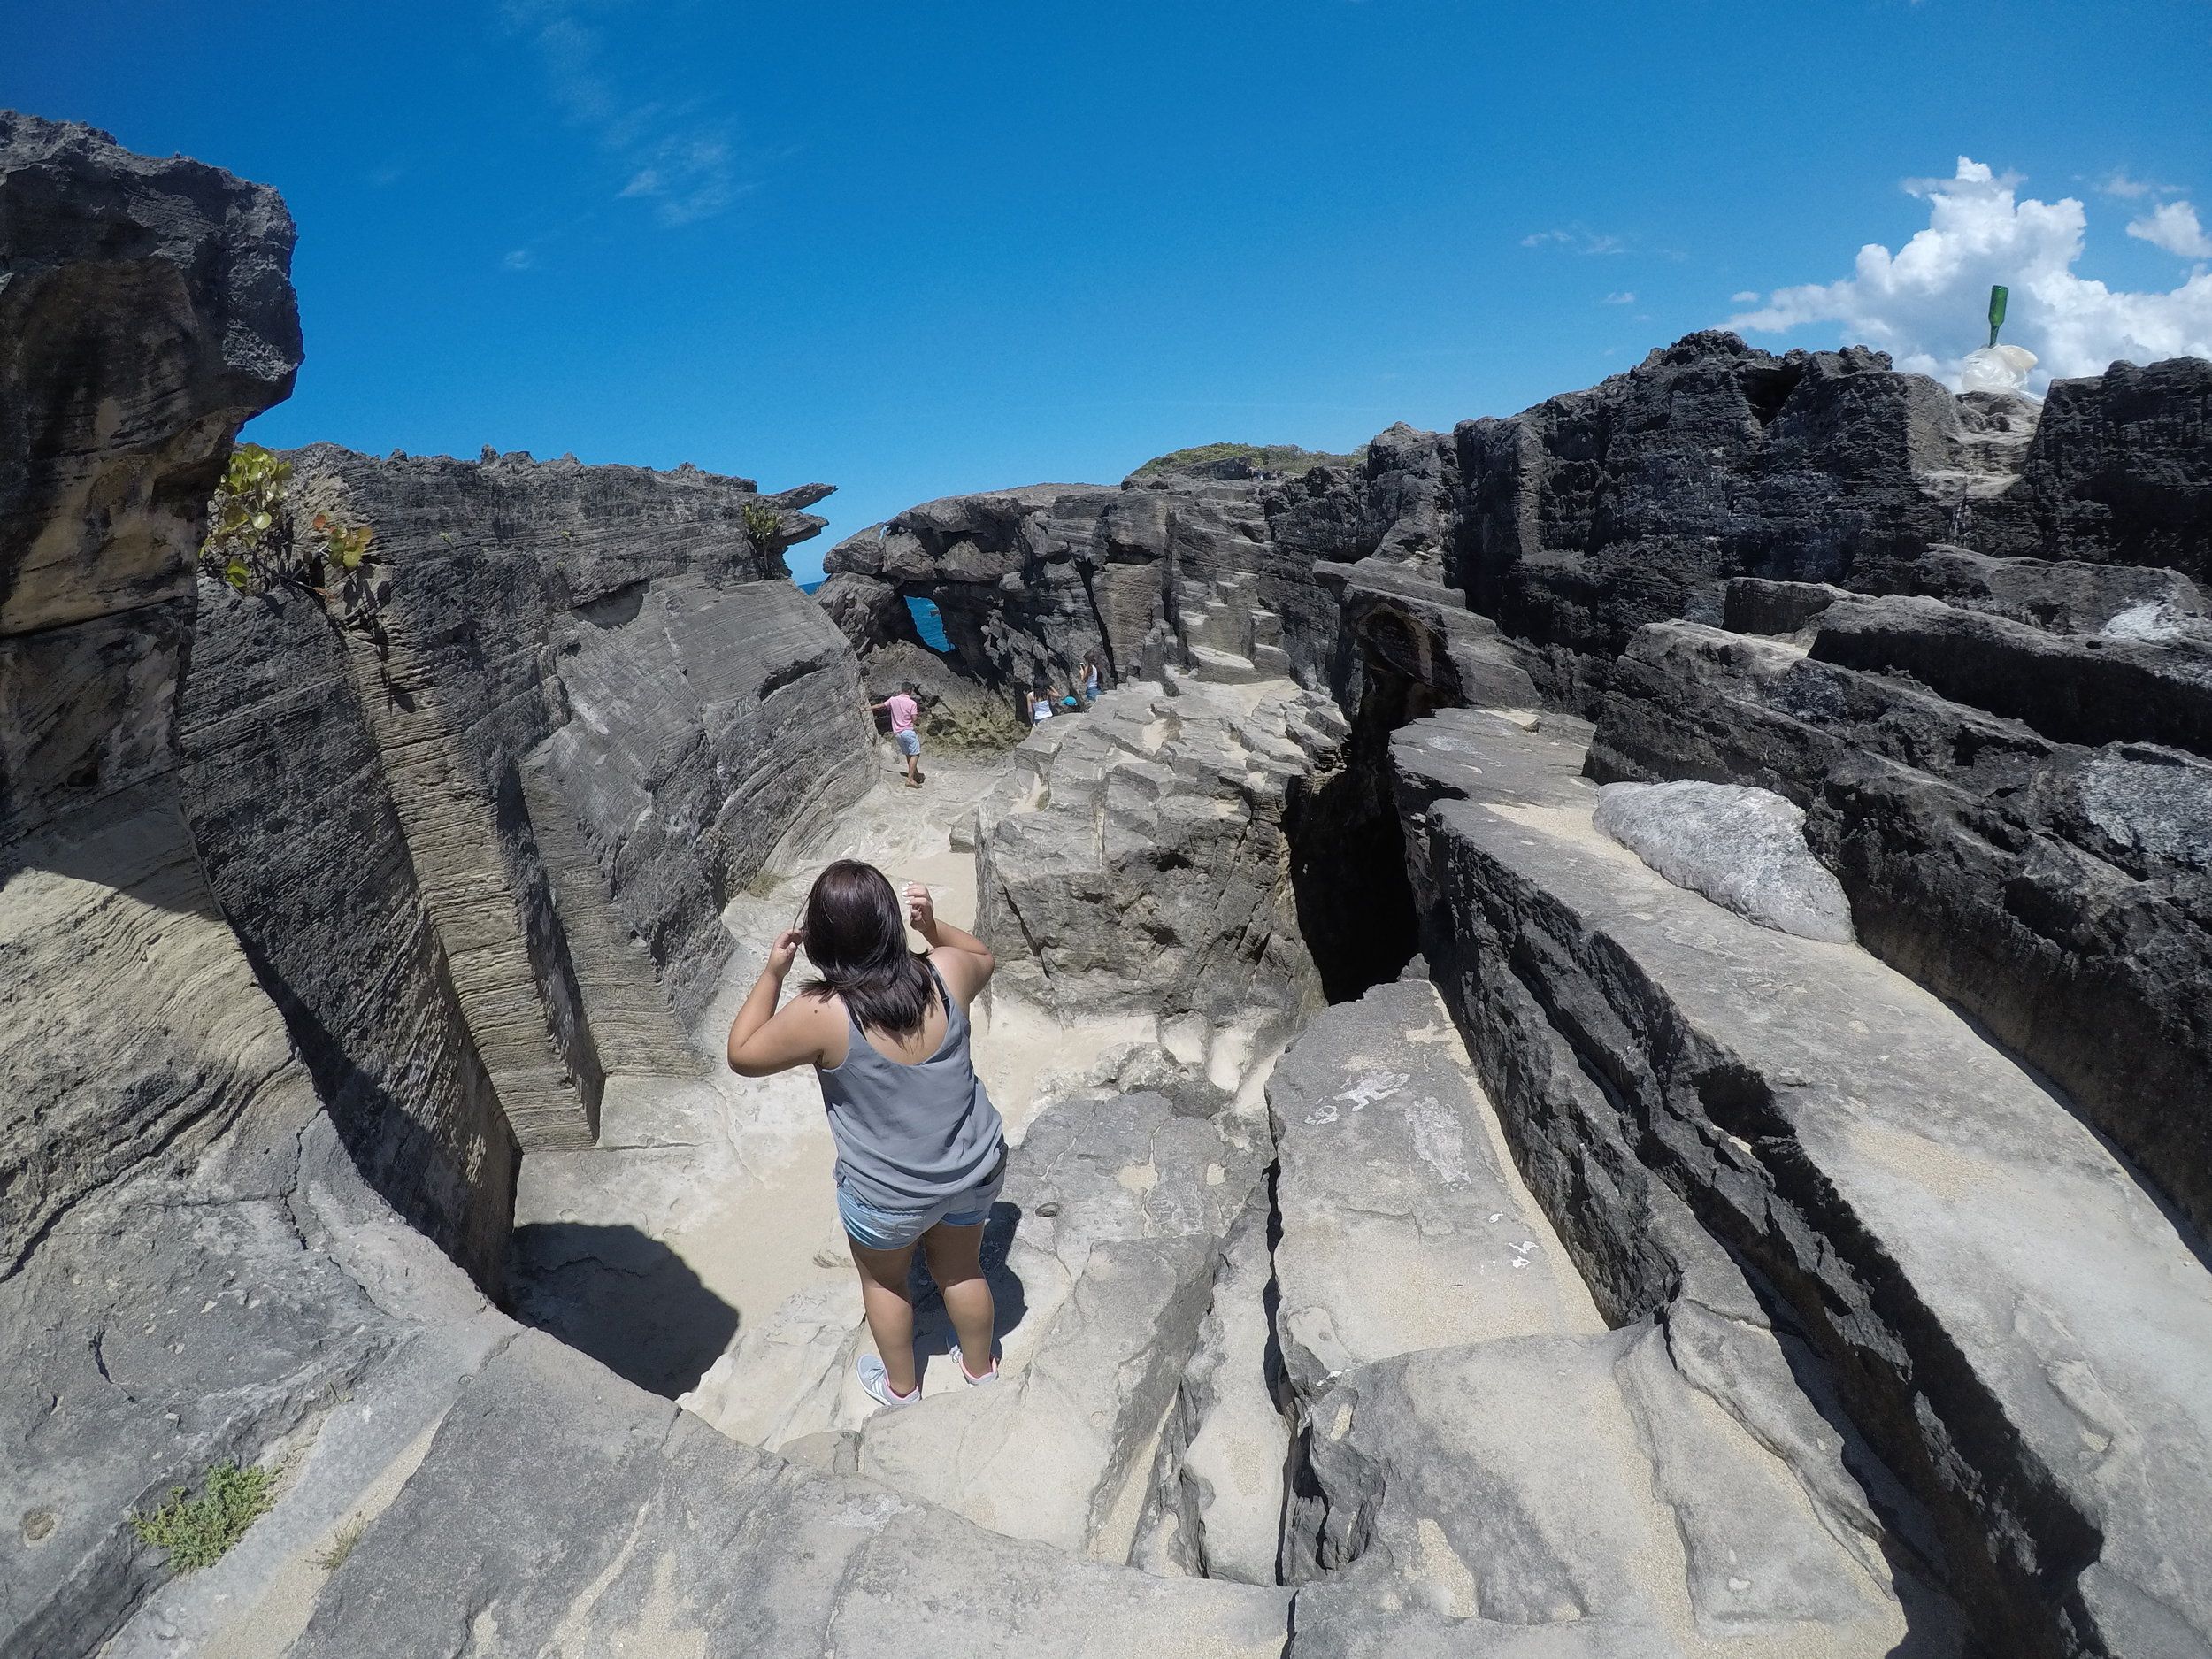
[904,1202,1029,1379]
[506,1222,738,1397]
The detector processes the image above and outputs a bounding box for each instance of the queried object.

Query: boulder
[1593,779,1855,943]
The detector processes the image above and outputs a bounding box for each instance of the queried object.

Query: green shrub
[1131,441,1367,479]
[199,444,388,631]
[741,498,783,545]
[131,1461,276,1571]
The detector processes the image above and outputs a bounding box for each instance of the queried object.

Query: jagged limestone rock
[273,1332,1289,1659]
[1593,780,1855,944]
[854,1091,1263,1558]
[2029,355,2212,583]
[975,678,1344,1065]
[1395,704,2212,1659]
[1807,591,2212,758]
[1268,979,1601,1398]
[1593,615,2212,1246]
[1133,1188,1286,1584]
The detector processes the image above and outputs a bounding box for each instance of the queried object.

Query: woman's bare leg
[849,1239,920,1395]
[922,1221,997,1378]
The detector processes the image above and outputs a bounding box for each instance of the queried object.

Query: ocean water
[905,595,953,652]
[795,580,952,655]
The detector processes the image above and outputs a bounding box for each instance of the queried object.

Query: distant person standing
[1026,680,1056,726]
[867,681,925,788]
[1082,651,1102,702]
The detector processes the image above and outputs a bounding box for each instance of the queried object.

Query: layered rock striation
[176,443,872,1279]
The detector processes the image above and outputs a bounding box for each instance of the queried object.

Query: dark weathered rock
[813,566,910,653]
[1723,576,1851,636]
[821,469,1364,701]
[2029,356,2212,582]
[1901,542,2206,632]
[0,114,300,835]
[1440,334,2044,689]
[1808,591,2212,757]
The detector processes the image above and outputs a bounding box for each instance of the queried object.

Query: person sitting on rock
[1026,678,1055,725]
[725,861,1005,1409]
[865,681,926,788]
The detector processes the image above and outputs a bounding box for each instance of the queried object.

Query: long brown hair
[797,860,937,1038]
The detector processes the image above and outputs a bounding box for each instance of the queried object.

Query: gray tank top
[815,963,1005,1210]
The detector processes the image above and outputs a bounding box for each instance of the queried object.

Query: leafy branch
[741,498,783,547]
[199,444,389,633]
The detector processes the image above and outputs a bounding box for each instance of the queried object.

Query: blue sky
[9,1,2208,580]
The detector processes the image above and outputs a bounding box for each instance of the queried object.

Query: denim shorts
[837,1161,1005,1251]
[894,728,921,757]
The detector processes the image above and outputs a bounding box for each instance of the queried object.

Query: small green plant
[131,1461,276,1571]
[741,498,783,545]
[314,1517,367,1571]
[1131,441,1368,479]
[199,444,388,632]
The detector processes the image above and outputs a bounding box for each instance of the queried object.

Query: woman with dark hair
[726,860,1005,1409]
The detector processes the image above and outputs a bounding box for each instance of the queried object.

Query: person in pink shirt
[866,680,926,788]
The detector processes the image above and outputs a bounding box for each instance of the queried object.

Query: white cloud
[1521,225,1625,255]
[503,250,536,272]
[2102,171,2171,200]
[1602,291,1636,304]
[2128,200,2212,259]
[1731,290,1760,303]
[1726,157,2212,388]
[503,1,745,229]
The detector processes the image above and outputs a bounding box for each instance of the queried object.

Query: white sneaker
[948,1343,999,1385]
[857,1354,918,1409]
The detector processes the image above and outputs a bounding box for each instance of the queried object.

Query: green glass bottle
[1987,285,2008,349]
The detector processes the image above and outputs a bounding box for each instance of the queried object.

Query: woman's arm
[726,929,841,1076]
[903,885,994,1006]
